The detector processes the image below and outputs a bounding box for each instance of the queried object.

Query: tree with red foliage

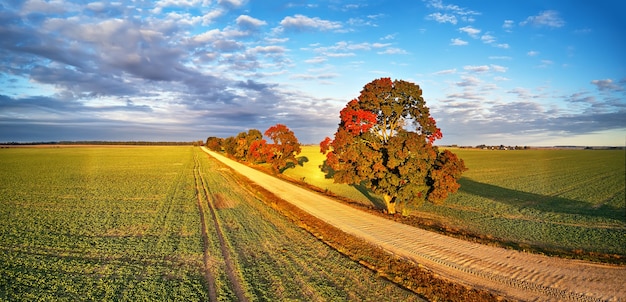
[264,124,302,173]
[248,139,273,163]
[321,78,466,214]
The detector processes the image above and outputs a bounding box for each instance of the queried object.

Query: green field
[0,146,421,301]
[284,146,626,256]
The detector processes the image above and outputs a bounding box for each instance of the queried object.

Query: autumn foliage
[321,78,466,214]
[211,124,301,174]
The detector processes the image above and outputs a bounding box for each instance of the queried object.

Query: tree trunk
[383,194,396,214]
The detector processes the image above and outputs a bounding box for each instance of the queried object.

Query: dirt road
[201,147,625,302]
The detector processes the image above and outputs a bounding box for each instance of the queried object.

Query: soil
[202,147,626,302]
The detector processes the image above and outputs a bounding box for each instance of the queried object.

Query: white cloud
[426,0,479,17]
[433,68,457,75]
[502,20,514,31]
[450,38,468,46]
[480,34,495,44]
[377,47,408,55]
[248,45,284,54]
[527,50,540,56]
[21,0,68,15]
[236,15,267,28]
[305,56,327,64]
[490,64,507,72]
[279,14,342,32]
[457,75,481,87]
[459,26,480,38]
[202,9,225,25]
[325,52,355,58]
[427,13,457,25]
[520,10,565,28]
[464,65,490,73]
[495,43,509,49]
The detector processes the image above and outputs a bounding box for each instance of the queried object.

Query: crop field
[0,146,421,301]
[284,146,626,256]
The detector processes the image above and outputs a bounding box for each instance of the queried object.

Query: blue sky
[1,0,625,146]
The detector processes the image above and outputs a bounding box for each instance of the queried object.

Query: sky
[1,0,625,146]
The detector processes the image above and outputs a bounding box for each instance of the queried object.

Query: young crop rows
[0,147,422,301]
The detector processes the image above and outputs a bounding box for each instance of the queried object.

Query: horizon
[1,0,625,146]
[2,140,625,149]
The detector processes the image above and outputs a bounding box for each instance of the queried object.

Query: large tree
[320,78,466,214]
[264,124,301,173]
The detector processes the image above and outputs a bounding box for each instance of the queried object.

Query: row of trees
[206,124,302,173]
[206,78,467,215]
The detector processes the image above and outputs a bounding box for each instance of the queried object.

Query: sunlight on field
[0,146,207,301]
[285,146,626,255]
[0,146,421,301]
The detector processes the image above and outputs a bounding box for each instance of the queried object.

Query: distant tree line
[206,123,302,173]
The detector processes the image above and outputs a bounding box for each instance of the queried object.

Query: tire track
[193,154,218,302]
[194,152,249,302]
[201,147,626,302]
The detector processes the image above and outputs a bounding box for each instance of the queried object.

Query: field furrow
[193,153,249,302]
[192,155,218,302]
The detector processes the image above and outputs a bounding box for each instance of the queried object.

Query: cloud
[459,26,480,37]
[304,56,327,64]
[450,38,468,46]
[279,14,342,32]
[377,47,408,55]
[236,15,267,29]
[218,0,246,8]
[502,20,514,31]
[591,79,623,92]
[464,65,490,73]
[527,50,540,56]
[433,68,457,75]
[426,0,479,17]
[520,10,565,28]
[456,76,481,87]
[490,64,507,72]
[480,34,495,44]
[427,12,457,24]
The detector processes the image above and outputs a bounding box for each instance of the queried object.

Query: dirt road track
[201,147,626,302]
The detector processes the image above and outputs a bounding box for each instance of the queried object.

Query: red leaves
[263,123,301,173]
[248,139,273,163]
[340,99,377,136]
[426,117,443,144]
[320,137,332,154]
